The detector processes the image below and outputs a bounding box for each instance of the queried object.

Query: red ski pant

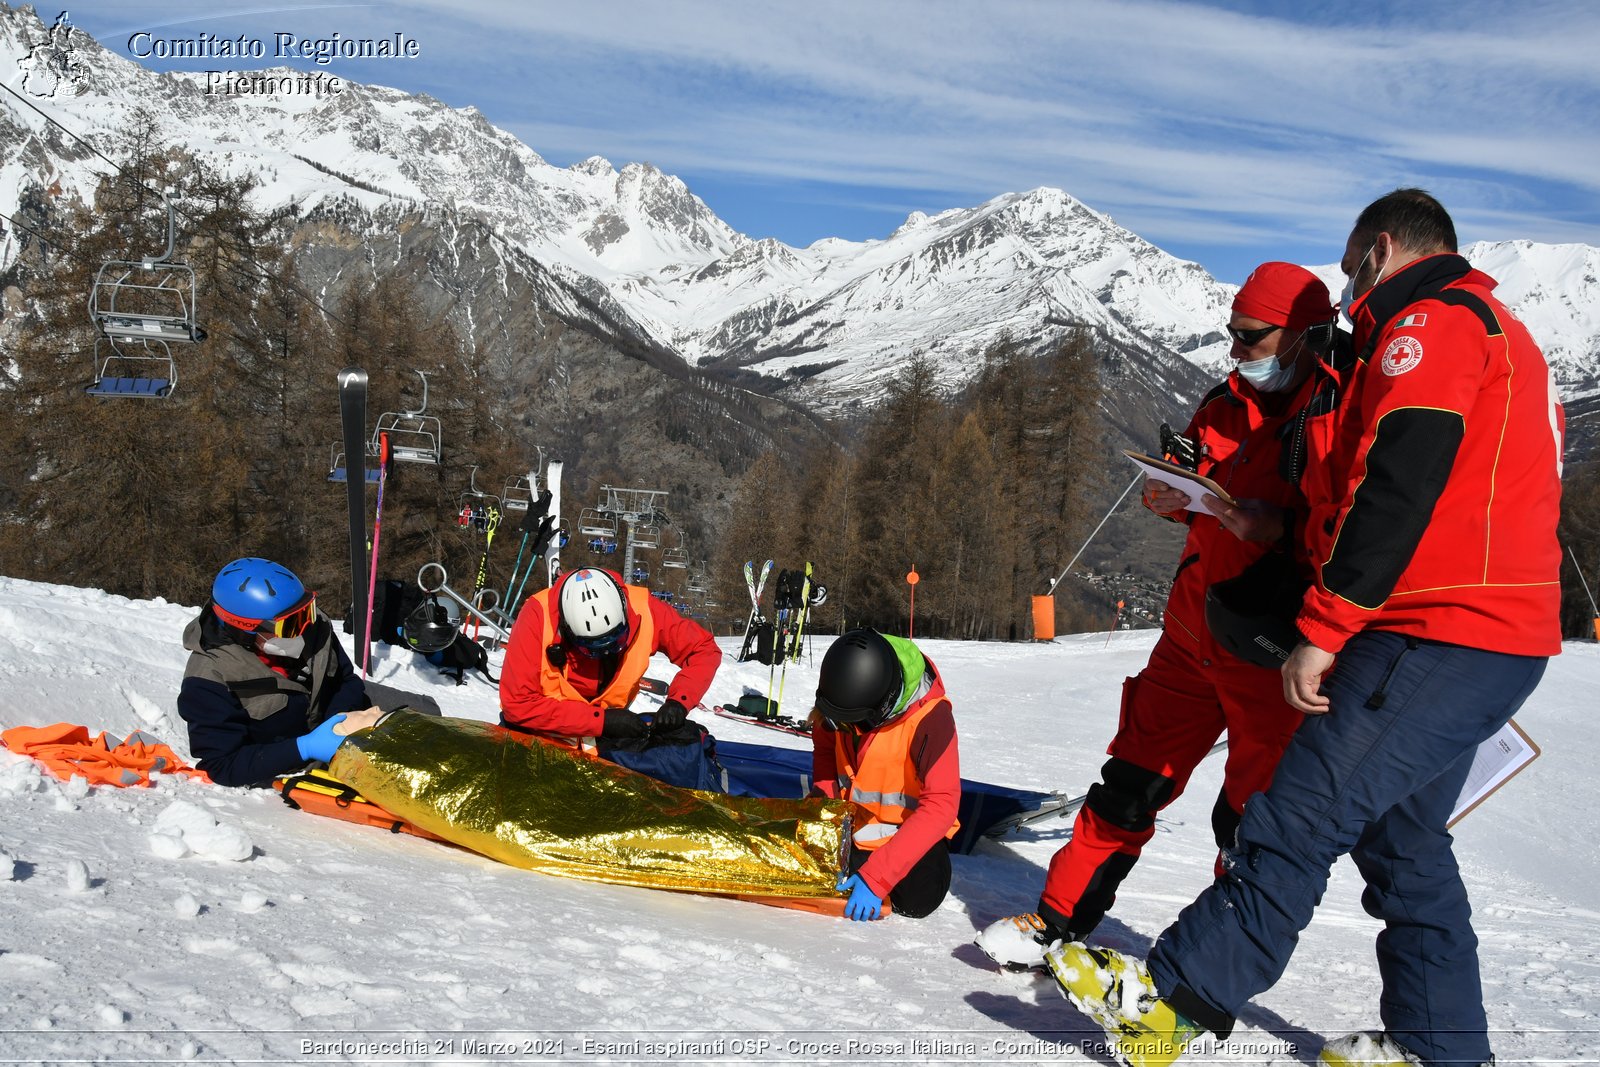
[1039,633,1302,935]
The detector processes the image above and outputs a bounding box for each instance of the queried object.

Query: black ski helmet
[403,595,460,655]
[815,628,902,728]
[1203,551,1308,668]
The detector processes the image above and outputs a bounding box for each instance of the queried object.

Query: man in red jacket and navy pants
[1050,189,1564,1067]
[500,567,720,744]
[977,262,1338,969]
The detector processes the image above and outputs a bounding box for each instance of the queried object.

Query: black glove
[653,699,689,731]
[602,707,650,739]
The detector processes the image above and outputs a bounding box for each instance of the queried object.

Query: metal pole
[622,517,637,585]
[1048,472,1142,592]
[1570,544,1600,615]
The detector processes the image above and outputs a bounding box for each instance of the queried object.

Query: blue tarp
[714,738,1054,855]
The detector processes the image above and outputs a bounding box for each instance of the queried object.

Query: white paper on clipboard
[1448,719,1539,827]
[1122,449,1237,513]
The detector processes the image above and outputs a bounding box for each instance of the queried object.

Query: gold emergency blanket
[329,712,850,898]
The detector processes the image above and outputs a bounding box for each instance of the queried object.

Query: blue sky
[52,0,1600,282]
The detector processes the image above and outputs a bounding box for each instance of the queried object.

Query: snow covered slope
[1,573,1597,1064]
[6,5,1597,424]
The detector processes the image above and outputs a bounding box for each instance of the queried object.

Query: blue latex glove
[837,873,884,922]
[296,714,349,764]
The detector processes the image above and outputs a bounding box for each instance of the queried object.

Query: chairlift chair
[662,547,688,570]
[633,523,661,550]
[502,474,534,513]
[374,370,443,465]
[86,187,204,398]
[687,568,709,594]
[85,336,175,399]
[327,441,381,484]
[457,466,501,535]
[578,509,617,538]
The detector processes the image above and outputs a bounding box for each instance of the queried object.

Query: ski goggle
[570,620,628,655]
[214,592,319,639]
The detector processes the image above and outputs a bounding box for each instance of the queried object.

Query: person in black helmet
[811,628,961,921]
[178,557,381,787]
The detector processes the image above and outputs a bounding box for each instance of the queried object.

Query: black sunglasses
[1226,323,1283,346]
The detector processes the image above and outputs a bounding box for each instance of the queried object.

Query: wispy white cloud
[65,0,1600,277]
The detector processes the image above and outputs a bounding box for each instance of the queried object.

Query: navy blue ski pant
[1146,630,1546,1067]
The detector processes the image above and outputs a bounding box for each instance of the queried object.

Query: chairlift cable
[1,82,357,332]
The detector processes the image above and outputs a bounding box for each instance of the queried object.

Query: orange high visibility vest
[832,674,960,850]
[530,583,657,712]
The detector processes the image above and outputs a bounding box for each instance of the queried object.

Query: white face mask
[1340,239,1383,322]
[1235,351,1299,393]
[256,633,307,659]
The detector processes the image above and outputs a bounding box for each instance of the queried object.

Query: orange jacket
[1,723,208,787]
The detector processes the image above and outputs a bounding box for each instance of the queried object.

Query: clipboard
[1447,719,1540,827]
[1123,449,1238,512]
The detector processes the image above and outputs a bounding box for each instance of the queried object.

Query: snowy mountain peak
[571,155,616,178]
[1,2,1596,426]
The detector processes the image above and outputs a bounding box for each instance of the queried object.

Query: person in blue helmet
[177,557,381,787]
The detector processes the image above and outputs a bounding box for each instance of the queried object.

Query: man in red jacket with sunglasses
[977,262,1338,970]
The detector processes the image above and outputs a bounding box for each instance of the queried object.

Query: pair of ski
[638,675,811,738]
[738,560,774,663]
[712,700,812,737]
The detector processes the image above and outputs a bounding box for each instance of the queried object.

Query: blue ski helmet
[211,558,307,630]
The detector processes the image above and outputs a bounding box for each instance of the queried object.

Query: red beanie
[1232,262,1336,329]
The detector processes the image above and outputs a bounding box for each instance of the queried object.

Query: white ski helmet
[559,568,629,652]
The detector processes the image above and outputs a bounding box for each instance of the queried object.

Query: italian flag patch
[1396,313,1427,328]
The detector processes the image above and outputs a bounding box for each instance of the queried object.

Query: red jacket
[500,569,721,737]
[1157,373,1310,664]
[1295,254,1564,655]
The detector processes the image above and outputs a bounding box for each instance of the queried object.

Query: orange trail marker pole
[906,566,919,639]
[1104,599,1125,647]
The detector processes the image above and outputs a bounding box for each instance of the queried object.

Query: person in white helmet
[499,567,719,742]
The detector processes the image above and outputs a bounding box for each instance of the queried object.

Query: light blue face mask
[1235,333,1304,393]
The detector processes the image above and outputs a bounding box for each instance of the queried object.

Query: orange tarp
[0,723,209,787]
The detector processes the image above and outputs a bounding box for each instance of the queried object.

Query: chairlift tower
[596,485,669,585]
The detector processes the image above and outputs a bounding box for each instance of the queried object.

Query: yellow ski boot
[1046,942,1201,1067]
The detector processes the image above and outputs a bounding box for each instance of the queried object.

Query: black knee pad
[1085,757,1178,832]
[1211,787,1242,851]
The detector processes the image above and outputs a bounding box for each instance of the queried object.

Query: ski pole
[502,530,531,610]
[360,433,389,677]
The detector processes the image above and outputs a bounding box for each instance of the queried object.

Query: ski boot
[1045,942,1200,1067]
[975,912,1068,971]
[1318,1033,1426,1067]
